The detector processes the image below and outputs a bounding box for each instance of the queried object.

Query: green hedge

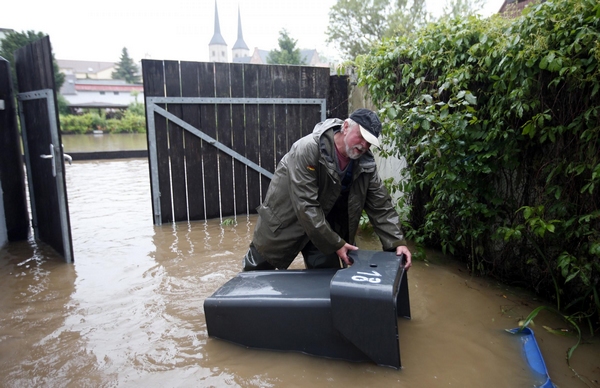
[60,109,146,134]
[357,0,599,326]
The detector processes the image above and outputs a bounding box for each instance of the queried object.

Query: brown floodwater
[62,133,148,152]
[1,158,598,387]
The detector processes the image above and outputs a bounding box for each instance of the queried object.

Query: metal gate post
[145,102,162,225]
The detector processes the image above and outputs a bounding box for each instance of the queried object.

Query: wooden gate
[142,60,347,225]
[14,36,74,262]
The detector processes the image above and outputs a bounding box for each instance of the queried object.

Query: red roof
[499,0,543,17]
[75,84,144,92]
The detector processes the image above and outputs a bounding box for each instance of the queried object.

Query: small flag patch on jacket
[307,165,316,171]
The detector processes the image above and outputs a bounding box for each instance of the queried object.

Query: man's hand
[336,243,359,266]
[396,245,412,269]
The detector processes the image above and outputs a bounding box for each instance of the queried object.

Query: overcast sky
[2,0,504,64]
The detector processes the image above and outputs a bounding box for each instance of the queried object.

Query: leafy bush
[357,0,599,327]
[59,105,146,134]
[89,113,106,131]
[128,101,145,116]
[115,110,146,133]
[59,113,95,134]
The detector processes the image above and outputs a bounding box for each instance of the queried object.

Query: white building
[208,0,228,62]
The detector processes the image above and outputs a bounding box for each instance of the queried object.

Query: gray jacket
[252,118,406,269]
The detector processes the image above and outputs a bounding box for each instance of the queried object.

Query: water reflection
[0,158,598,387]
[62,133,147,153]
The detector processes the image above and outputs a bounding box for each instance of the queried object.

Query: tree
[0,30,65,91]
[267,29,306,65]
[112,47,140,84]
[326,0,484,60]
[442,0,484,19]
[326,0,428,60]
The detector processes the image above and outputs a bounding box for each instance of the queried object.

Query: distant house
[300,49,329,67]
[498,0,544,17]
[57,60,143,113]
[238,47,328,67]
[244,48,269,64]
[60,74,143,114]
[57,59,116,80]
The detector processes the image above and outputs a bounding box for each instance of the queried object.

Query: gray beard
[345,140,365,160]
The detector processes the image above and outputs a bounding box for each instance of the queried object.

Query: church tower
[209,0,228,62]
[231,5,250,61]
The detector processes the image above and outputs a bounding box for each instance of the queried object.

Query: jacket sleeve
[363,172,407,251]
[287,140,345,254]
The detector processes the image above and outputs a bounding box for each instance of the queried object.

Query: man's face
[344,123,370,159]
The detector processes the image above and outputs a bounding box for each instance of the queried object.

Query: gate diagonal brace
[150,104,274,179]
[145,96,326,225]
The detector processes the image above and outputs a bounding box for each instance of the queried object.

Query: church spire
[232,4,250,60]
[232,5,249,51]
[209,0,228,62]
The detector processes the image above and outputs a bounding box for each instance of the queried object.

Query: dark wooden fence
[142,60,348,224]
[0,57,29,241]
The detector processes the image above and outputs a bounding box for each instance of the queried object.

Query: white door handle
[40,144,57,177]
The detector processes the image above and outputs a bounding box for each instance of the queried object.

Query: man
[243,108,411,271]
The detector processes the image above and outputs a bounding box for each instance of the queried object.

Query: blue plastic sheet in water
[507,327,554,388]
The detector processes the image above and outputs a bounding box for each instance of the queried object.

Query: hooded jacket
[252,118,406,269]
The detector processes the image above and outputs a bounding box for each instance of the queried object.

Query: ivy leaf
[522,122,535,137]
[386,107,397,120]
[548,57,563,72]
[465,92,477,105]
[438,82,450,94]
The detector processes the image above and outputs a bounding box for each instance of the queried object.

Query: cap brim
[359,125,380,148]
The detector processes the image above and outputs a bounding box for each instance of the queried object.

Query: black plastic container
[204,250,411,368]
